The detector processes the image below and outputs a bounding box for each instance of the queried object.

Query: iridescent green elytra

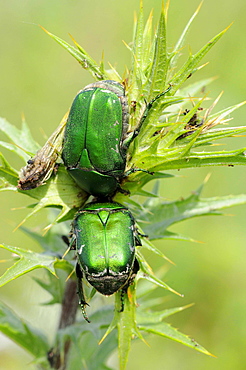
[71,201,141,322]
[62,80,129,197]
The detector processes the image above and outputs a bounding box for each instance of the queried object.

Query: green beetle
[71,201,141,322]
[62,80,171,197]
[62,80,129,197]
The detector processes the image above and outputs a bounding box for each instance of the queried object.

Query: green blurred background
[1,0,246,369]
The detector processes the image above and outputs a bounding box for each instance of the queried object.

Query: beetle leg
[123,85,172,149]
[76,263,91,323]
[124,167,154,177]
[61,235,70,246]
[132,258,140,276]
[127,258,140,287]
[61,234,75,259]
[137,231,148,239]
[119,289,126,312]
[68,234,76,250]
[116,185,130,195]
[135,233,144,247]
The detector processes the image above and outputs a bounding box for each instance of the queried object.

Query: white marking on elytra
[111,144,120,154]
[78,244,85,254]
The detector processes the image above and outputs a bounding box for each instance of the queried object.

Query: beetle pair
[62,80,170,321]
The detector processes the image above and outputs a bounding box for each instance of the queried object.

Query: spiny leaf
[205,101,246,126]
[16,166,88,230]
[58,307,116,369]
[20,220,70,254]
[137,251,182,296]
[40,26,107,80]
[137,304,194,323]
[140,237,174,264]
[171,1,203,69]
[194,125,246,148]
[0,301,49,359]
[136,182,246,240]
[0,117,40,162]
[179,76,216,98]
[0,244,58,286]
[33,273,65,305]
[139,321,214,356]
[116,285,146,370]
[132,0,145,71]
[128,139,246,178]
[0,243,73,287]
[169,24,232,93]
[141,10,153,72]
[160,148,246,170]
[146,4,168,99]
[0,152,19,188]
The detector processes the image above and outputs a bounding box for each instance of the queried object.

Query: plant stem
[47,279,78,369]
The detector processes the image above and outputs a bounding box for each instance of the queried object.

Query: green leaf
[193,125,246,148]
[0,244,68,287]
[119,171,174,196]
[116,285,146,370]
[132,0,144,75]
[56,307,116,370]
[179,77,216,99]
[117,294,134,370]
[136,181,246,240]
[171,2,203,70]
[33,271,66,305]
[146,4,168,99]
[140,237,173,263]
[41,26,107,81]
[0,152,19,188]
[141,10,153,74]
[169,24,231,94]
[137,304,194,323]
[20,217,70,254]
[160,148,246,170]
[137,252,182,296]
[0,117,40,161]
[139,321,214,356]
[98,285,146,370]
[16,165,88,230]
[0,301,49,359]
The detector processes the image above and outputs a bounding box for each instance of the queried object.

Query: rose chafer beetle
[62,80,171,197]
[62,80,129,197]
[70,201,141,322]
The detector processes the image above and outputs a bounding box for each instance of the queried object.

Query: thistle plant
[1,2,246,369]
